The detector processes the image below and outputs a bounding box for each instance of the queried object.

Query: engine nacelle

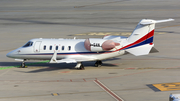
[84,38,120,52]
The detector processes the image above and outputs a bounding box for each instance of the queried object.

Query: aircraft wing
[55,59,77,63]
[49,51,96,63]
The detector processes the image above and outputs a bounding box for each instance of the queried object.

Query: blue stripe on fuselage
[125,36,153,49]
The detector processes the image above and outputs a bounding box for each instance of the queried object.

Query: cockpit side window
[23,41,33,47]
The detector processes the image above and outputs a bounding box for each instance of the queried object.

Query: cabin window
[56,46,58,50]
[44,45,46,50]
[23,41,33,47]
[68,46,71,50]
[49,46,52,50]
[62,46,64,50]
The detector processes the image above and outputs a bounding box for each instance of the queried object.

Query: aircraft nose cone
[6,51,13,58]
[6,49,19,58]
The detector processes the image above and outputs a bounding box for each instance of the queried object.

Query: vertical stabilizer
[127,19,155,44]
[126,18,174,56]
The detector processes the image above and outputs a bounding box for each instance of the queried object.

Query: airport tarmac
[0,0,180,101]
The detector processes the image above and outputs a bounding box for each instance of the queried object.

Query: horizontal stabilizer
[140,18,174,25]
[126,44,154,56]
[155,18,174,24]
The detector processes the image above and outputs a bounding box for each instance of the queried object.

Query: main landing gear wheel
[75,62,85,70]
[79,64,84,70]
[95,60,102,67]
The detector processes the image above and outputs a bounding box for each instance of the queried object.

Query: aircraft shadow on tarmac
[0,60,119,73]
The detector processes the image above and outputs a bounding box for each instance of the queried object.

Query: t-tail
[125,18,174,56]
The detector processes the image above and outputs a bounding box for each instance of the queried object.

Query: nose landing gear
[20,59,27,68]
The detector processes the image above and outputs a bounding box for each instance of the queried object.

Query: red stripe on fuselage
[117,29,154,51]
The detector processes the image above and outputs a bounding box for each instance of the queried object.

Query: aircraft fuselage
[7,38,125,62]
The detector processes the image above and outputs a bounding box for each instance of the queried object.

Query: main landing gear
[95,60,102,67]
[20,59,27,68]
[75,60,102,70]
[75,62,84,70]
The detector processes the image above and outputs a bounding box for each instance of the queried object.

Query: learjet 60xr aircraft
[6,19,174,69]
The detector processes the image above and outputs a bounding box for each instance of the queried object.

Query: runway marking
[83,79,87,82]
[125,68,136,70]
[94,80,124,101]
[59,71,72,73]
[0,87,149,99]
[151,82,180,91]
[51,93,60,96]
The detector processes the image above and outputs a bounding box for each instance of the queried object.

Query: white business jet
[6,19,174,69]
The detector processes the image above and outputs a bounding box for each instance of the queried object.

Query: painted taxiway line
[94,80,124,101]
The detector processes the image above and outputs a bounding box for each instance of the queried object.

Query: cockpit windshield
[23,41,33,47]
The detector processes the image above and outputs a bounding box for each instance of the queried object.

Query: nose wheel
[95,60,102,67]
[20,60,27,68]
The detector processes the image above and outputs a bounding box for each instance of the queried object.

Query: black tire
[95,60,102,67]
[76,64,84,70]
[20,63,27,68]
[80,65,85,70]
[95,63,98,67]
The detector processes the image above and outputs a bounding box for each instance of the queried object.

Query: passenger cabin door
[34,41,42,52]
